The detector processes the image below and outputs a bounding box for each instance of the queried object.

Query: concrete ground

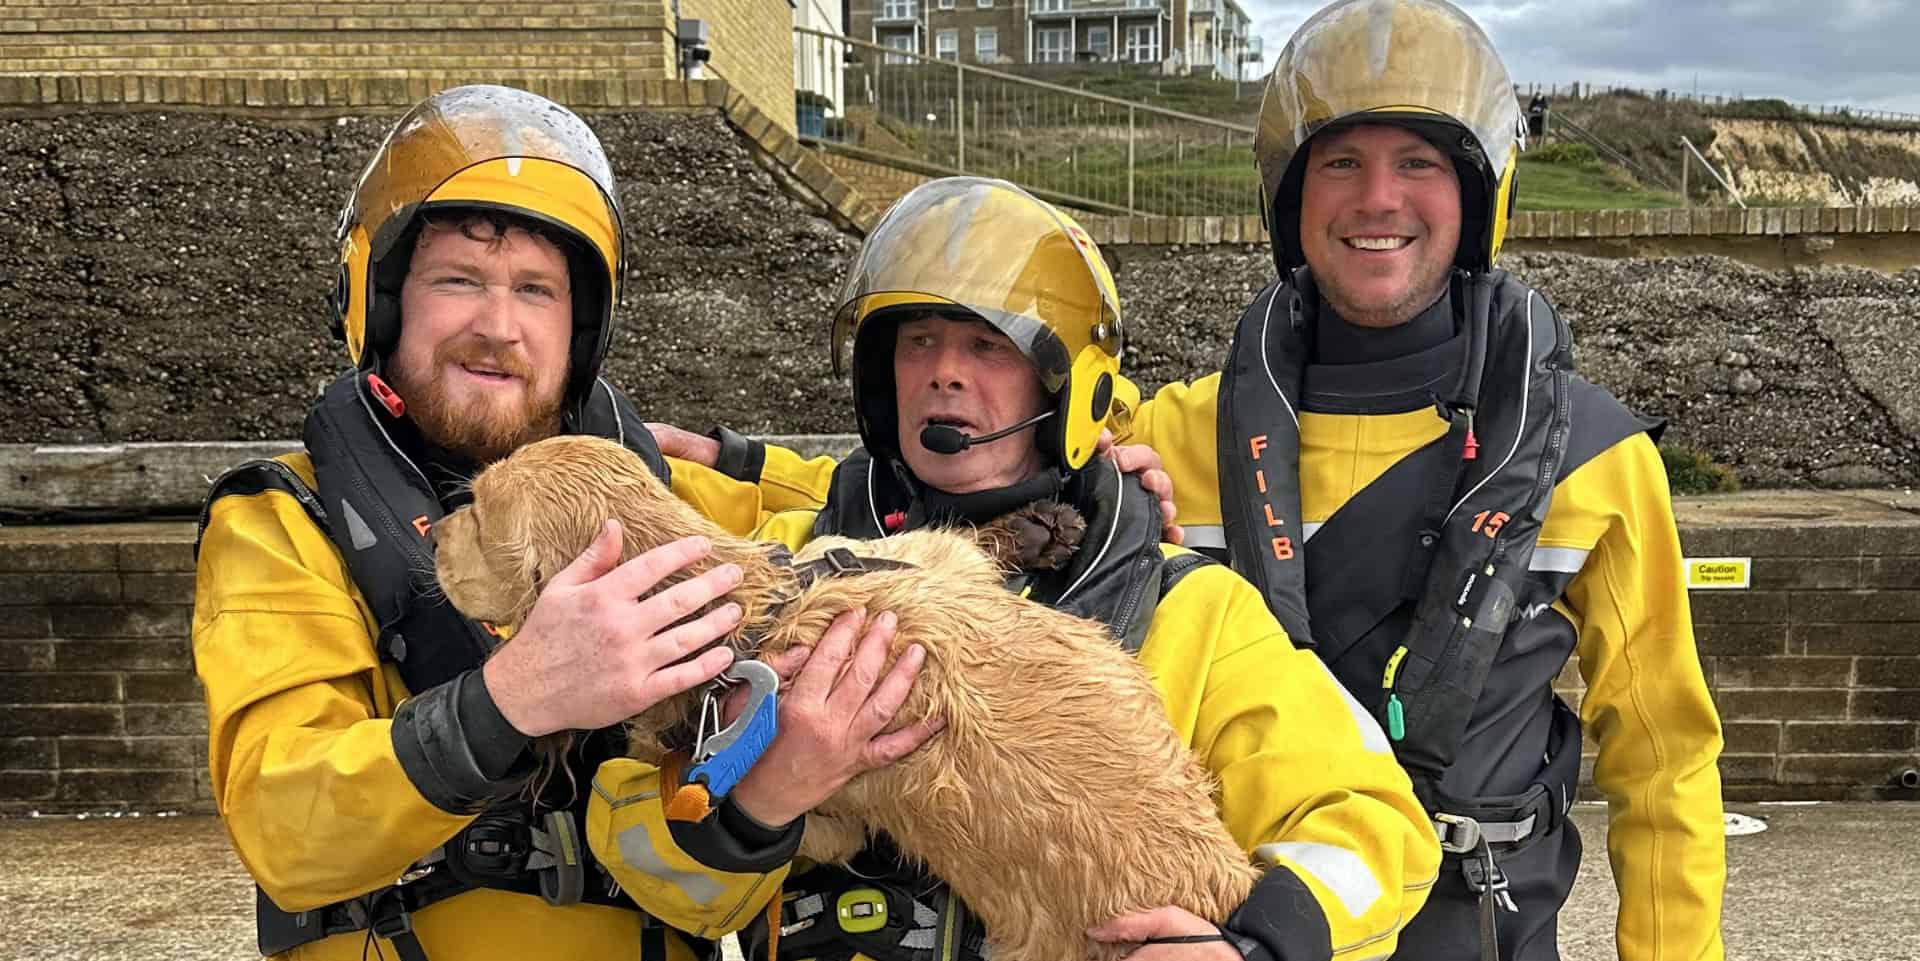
[5,803,1918,961]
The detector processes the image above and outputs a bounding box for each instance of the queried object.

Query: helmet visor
[1257,0,1519,215]
[831,177,1120,390]
[342,85,621,266]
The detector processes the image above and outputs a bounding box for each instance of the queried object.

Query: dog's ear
[514,488,621,594]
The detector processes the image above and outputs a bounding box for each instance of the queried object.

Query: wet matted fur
[433,435,1260,961]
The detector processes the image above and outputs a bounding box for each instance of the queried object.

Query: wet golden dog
[433,435,1259,961]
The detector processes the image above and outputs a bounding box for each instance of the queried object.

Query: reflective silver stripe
[1302,521,1323,542]
[1253,841,1383,919]
[1528,546,1590,574]
[1432,813,1538,848]
[1184,522,1321,547]
[1319,660,1392,755]
[615,823,725,905]
[1477,814,1538,844]
[1183,524,1226,550]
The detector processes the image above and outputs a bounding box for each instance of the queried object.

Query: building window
[938,0,954,9]
[936,29,959,60]
[977,0,994,7]
[1086,24,1110,59]
[1031,0,1066,12]
[882,0,917,19]
[1036,27,1071,62]
[885,33,915,64]
[975,27,998,61]
[1126,0,1156,8]
[1125,23,1158,62]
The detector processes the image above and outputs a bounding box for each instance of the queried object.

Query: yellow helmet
[832,177,1123,472]
[331,85,625,406]
[1255,0,1522,273]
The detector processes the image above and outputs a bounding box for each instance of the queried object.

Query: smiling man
[191,86,927,960]
[382,214,576,465]
[1110,2,1728,960]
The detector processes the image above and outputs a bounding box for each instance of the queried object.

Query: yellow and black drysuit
[1109,267,1726,961]
[1111,2,1724,957]
[633,448,1442,961]
[194,372,805,960]
[194,84,804,961]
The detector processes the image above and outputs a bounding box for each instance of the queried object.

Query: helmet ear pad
[556,237,611,409]
[850,311,907,467]
[1453,155,1492,273]
[363,219,422,367]
[1269,157,1310,275]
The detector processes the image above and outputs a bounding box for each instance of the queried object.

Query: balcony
[1029,0,1163,19]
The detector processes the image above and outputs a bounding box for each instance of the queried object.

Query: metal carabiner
[686,659,781,799]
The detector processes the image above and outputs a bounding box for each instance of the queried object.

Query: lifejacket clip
[687,658,781,799]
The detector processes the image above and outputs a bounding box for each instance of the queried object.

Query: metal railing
[1547,112,1683,194]
[1518,81,1920,129]
[792,27,1261,217]
[1030,0,1162,14]
[1679,135,1746,208]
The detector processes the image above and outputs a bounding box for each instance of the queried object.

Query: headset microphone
[919,410,1055,455]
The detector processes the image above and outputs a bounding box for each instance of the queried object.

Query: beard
[388,337,565,465]
[1315,248,1453,329]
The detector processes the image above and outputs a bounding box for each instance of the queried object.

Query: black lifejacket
[744,450,1208,961]
[1215,270,1657,960]
[197,370,673,957]
[1215,268,1653,798]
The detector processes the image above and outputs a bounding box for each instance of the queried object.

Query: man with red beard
[191,86,933,960]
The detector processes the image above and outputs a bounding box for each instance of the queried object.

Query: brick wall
[0,525,206,815]
[2,493,1916,813]
[0,2,671,75]
[0,0,796,130]
[680,0,798,131]
[1555,496,1920,802]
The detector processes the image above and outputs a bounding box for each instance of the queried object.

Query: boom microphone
[919,410,1055,455]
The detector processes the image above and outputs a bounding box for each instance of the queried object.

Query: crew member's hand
[483,520,739,737]
[1088,906,1240,961]
[1097,430,1182,545]
[647,422,722,468]
[728,610,943,827]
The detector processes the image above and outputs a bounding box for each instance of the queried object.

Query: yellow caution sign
[1685,557,1751,590]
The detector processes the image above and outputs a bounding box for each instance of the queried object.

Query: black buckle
[370,906,414,941]
[1462,843,1518,913]
[446,811,532,884]
[1433,812,1483,854]
[820,547,865,575]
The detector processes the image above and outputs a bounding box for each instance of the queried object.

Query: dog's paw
[977,501,1087,571]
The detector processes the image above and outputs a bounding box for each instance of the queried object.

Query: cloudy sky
[1240,1,1920,115]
